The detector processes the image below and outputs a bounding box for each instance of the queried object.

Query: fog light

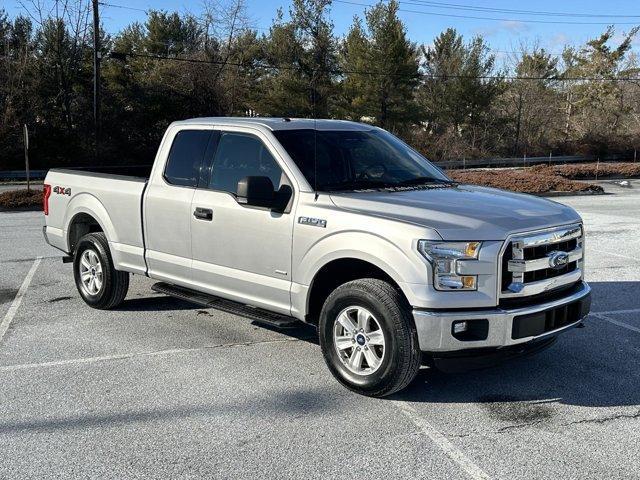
[451,319,489,341]
[453,321,468,334]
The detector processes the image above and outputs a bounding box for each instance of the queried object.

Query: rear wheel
[318,278,421,397]
[73,232,129,309]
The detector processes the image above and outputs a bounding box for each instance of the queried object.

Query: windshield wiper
[396,177,456,186]
[322,179,395,192]
[322,177,456,192]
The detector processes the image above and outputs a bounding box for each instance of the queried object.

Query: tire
[73,232,129,309]
[318,278,421,397]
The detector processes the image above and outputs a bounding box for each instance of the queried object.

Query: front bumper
[413,281,591,353]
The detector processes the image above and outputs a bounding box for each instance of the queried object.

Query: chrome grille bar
[501,224,584,298]
[503,269,583,298]
[514,225,582,248]
[508,247,583,273]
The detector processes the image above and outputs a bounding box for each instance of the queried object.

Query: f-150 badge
[298,216,327,228]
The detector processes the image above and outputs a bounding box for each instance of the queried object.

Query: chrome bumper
[413,282,591,353]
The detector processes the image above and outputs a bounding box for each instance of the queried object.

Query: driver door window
[209,132,284,194]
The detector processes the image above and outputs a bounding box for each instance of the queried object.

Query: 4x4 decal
[53,186,71,196]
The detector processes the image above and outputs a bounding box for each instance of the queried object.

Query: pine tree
[339,0,420,132]
[258,0,337,118]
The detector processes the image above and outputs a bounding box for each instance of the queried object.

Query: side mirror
[236,176,275,208]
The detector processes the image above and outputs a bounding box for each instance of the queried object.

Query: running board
[151,282,301,329]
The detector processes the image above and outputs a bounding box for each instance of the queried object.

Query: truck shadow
[117,295,201,312]
[393,281,640,408]
[116,292,320,343]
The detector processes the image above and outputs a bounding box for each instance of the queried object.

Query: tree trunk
[513,91,523,156]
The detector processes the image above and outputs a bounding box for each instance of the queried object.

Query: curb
[539,190,607,198]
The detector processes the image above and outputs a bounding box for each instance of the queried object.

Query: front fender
[294,230,428,314]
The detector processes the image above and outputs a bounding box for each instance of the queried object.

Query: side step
[151,282,301,329]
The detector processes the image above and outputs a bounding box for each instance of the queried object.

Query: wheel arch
[303,256,412,325]
[295,230,427,323]
[64,194,116,253]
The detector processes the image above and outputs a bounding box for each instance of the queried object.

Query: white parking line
[592,313,640,334]
[0,337,302,373]
[395,401,492,480]
[0,256,41,343]
[592,249,640,263]
[592,308,640,316]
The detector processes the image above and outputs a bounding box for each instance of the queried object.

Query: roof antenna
[312,71,319,201]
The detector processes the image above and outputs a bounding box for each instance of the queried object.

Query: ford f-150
[43,118,591,396]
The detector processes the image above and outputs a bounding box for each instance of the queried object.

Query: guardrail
[435,153,636,169]
[0,165,153,181]
[0,170,48,180]
[0,155,637,180]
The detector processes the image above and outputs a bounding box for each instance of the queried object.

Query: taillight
[43,184,51,215]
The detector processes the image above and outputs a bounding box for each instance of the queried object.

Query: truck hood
[329,184,581,240]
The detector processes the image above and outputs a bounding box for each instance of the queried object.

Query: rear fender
[64,193,117,251]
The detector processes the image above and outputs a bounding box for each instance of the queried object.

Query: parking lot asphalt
[0,182,639,479]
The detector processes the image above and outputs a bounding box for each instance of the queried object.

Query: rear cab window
[164,130,213,187]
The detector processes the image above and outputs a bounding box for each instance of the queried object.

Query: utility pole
[92,0,101,156]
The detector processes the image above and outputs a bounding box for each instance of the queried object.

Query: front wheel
[318,278,421,397]
[73,232,129,309]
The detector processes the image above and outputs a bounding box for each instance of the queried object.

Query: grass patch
[448,169,603,195]
[533,162,640,180]
[0,189,43,210]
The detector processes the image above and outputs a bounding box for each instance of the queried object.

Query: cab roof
[173,117,375,132]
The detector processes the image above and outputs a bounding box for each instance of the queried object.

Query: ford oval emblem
[548,251,569,270]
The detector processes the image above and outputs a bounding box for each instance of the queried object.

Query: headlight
[417,241,482,291]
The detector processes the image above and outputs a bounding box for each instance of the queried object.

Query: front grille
[499,281,581,309]
[500,224,584,300]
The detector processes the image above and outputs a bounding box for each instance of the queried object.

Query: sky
[4,0,640,61]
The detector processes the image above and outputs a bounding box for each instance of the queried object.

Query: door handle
[193,207,213,221]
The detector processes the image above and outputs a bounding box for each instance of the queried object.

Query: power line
[404,0,640,19]
[98,2,147,13]
[491,49,566,57]
[112,51,640,82]
[98,2,270,31]
[94,1,631,57]
[334,0,640,25]
[87,0,640,62]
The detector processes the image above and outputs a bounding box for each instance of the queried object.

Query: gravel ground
[0,180,638,479]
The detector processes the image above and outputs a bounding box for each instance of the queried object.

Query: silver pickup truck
[43,118,591,396]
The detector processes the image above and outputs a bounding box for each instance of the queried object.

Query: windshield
[272,128,451,192]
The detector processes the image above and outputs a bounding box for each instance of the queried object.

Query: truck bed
[44,169,148,275]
